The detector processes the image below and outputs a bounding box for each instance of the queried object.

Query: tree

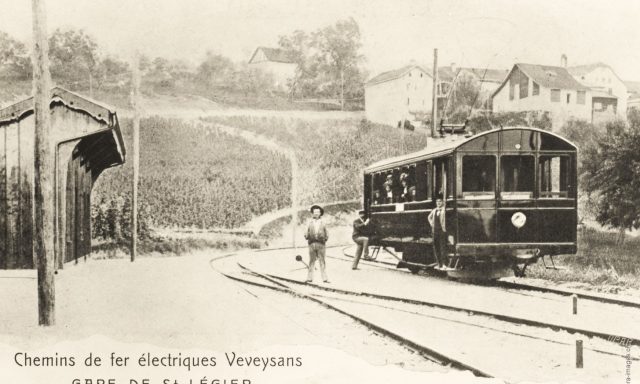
[48,28,99,91]
[314,18,365,109]
[196,51,235,87]
[278,30,319,98]
[443,74,481,123]
[581,119,640,244]
[278,18,366,108]
[0,31,31,80]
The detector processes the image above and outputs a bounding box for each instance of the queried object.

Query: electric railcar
[363,126,578,279]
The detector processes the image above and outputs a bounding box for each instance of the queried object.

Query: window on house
[519,74,529,99]
[407,98,410,106]
[420,73,423,78]
[461,155,495,198]
[540,155,570,198]
[509,82,514,101]
[533,82,539,96]
[577,91,586,105]
[551,89,560,102]
[566,93,571,104]
[594,101,603,111]
[500,156,534,199]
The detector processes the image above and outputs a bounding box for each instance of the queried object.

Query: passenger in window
[400,178,413,202]
[428,195,447,269]
[372,190,382,205]
[384,184,395,203]
[409,186,417,201]
[383,174,394,189]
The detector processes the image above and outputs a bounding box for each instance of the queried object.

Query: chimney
[451,62,457,74]
[561,54,567,68]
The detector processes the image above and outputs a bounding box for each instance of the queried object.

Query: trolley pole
[431,48,438,138]
[131,53,141,262]
[32,0,55,326]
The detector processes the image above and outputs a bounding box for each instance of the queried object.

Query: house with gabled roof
[492,63,604,128]
[624,80,640,110]
[248,47,297,89]
[567,62,627,117]
[438,64,509,110]
[364,64,434,127]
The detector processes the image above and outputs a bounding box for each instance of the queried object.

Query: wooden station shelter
[0,87,125,270]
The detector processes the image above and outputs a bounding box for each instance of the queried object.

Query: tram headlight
[448,235,455,245]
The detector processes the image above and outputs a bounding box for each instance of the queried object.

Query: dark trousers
[352,236,369,269]
[433,231,446,267]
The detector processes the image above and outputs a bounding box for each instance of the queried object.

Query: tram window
[433,158,453,199]
[500,155,534,199]
[415,161,430,201]
[461,155,495,198]
[399,165,416,202]
[540,156,569,198]
[502,130,536,151]
[372,173,384,204]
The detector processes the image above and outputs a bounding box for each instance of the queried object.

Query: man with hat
[352,209,374,270]
[428,194,447,269]
[304,204,329,283]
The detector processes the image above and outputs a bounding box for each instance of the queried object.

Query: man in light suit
[428,195,447,269]
[304,204,329,283]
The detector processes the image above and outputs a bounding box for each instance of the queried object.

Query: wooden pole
[572,294,578,315]
[131,53,141,262]
[290,153,298,249]
[32,0,55,326]
[340,68,345,111]
[576,339,583,368]
[431,48,438,138]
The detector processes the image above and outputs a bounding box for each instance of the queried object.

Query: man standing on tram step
[352,209,373,270]
[428,195,447,269]
[304,204,329,283]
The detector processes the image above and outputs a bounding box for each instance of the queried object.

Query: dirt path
[0,249,499,384]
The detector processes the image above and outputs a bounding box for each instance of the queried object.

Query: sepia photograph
[0,0,638,383]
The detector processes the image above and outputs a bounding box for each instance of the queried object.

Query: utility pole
[340,68,345,111]
[32,0,55,326]
[290,153,298,249]
[431,48,438,138]
[131,53,141,262]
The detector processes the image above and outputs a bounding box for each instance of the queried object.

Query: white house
[492,63,605,128]
[438,64,508,110]
[567,62,627,117]
[248,47,297,89]
[625,81,640,111]
[365,65,433,127]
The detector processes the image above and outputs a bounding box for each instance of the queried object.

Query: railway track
[210,250,639,383]
[208,255,495,378]
[340,245,640,311]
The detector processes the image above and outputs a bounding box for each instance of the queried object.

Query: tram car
[363,126,578,279]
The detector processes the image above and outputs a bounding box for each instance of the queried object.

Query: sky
[1,0,639,80]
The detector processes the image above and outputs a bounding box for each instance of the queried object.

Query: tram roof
[364,126,576,173]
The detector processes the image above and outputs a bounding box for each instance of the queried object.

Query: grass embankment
[91,234,263,260]
[527,228,640,291]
